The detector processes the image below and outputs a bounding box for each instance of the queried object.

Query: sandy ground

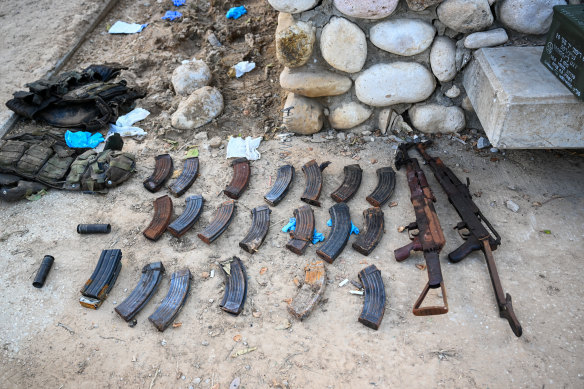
[0,0,107,124]
[1,0,584,388]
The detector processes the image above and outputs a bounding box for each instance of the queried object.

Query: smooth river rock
[280,67,352,97]
[430,36,457,82]
[406,0,445,11]
[464,28,509,48]
[409,104,466,133]
[283,93,324,135]
[333,0,399,19]
[355,63,436,106]
[276,13,295,35]
[437,0,494,33]
[171,59,212,96]
[171,86,224,130]
[328,102,373,130]
[496,0,566,35]
[268,0,319,13]
[370,19,436,56]
[320,17,367,73]
[276,21,316,68]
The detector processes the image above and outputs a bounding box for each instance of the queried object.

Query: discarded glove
[233,61,256,78]
[173,0,186,5]
[162,11,182,21]
[226,6,247,19]
[226,136,262,160]
[327,219,360,235]
[282,217,324,244]
[107,107,149,139]
[65,131,104,149]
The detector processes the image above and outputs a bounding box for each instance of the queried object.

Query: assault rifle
[394,144,448,316]
[414,141,522,337]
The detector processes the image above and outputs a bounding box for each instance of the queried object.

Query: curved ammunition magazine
[115,262,165,321]
[285,205,315,255]
[331,164,362,203]
[317,203,351,263]
[224,158,250,199]
[352,208,385,256]
[358,264,386,330]
[169,157,199,197]
[264,164,295,206]
[197,200,236,244]
[143,154,173,193]
[148,268,191,331]
[288,261,326,320]
[301,160,330,206]
[143,195,173,241]
[239,205,271,254]
[80,249,122,309]
[167,195,204,238]
[220,257,247,315]
[366,167,396,207]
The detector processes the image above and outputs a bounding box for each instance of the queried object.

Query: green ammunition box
[540,5,584,101]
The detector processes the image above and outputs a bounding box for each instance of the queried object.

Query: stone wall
[267,0,570,136]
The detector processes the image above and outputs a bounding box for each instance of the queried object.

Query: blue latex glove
[282,217,296,233]
[326,219,360,235]
[65,131,104,148]
[173,0,186,5]
[162,10,182,21]
[226,6,247,19]
[312,230,325,244]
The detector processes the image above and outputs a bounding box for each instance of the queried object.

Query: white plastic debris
[477,136,491,149]
[506,200,520,213]
[108,21,148,34]
[349,290,364,296]
[233,61,256,78]
[108,108,150,137]
[210,270,215,278]
[226,136,262,160]
[338,279,349,288]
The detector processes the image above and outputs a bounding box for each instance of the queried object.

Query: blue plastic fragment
[162,10,182,21]
[326,219,360,235]
[173,0,186,5]
[65,131,104,149]
[226,6,247,19]
[312,230,325,244]
[282,217,296,233]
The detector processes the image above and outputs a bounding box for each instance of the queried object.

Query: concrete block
[463,46,584,149]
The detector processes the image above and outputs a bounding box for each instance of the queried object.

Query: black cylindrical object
[77,224,112,234]
[33,255,55,288]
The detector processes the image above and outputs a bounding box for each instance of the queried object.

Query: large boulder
[267,0,319,13]
[496,0,566,35]
[329,102,373,130]
[171,59,212,96]
[409,104,466,133]
[430,36,457,82]
[283,93,324,135]
[276,21,316,68]
[333,0,399,19]
[171,86,224,130]
[280,67,352,97]
[320,17,367,73]
[355,63,436,106]
[370,19,436,56]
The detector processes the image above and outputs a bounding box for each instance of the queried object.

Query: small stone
[329,102,373,130]
[370,19,436,56]
[506,200,520,213]
[461,96,474,111]
[201,340,209,346]
[268,0,319,13]
[171,87,224,130]
[193,377,202,385]
[194,131,208,140]
[201,271,210,279]
[496,0,566,35]
[320,17,367,73]
[355,63,435,106]
[445,85,461,98]
[362,130,372,136]
[477,136,491,149]
[172,59,212,96]
[378,108,393,134]
[276,12,295,35]
[276,21,316,68]
[161,339,167,346]
[280,67,352,97]
[337,132,346,141]
[437,0,494,33]
[182,376,186,380]
[407,0,445,11]
[333,0,399,19]
[282,93,324,135]
[464,28,508,49]
[409,104,466,133]
[430,36,457,82]
[490,147,499,153]
[209,136,222,148]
